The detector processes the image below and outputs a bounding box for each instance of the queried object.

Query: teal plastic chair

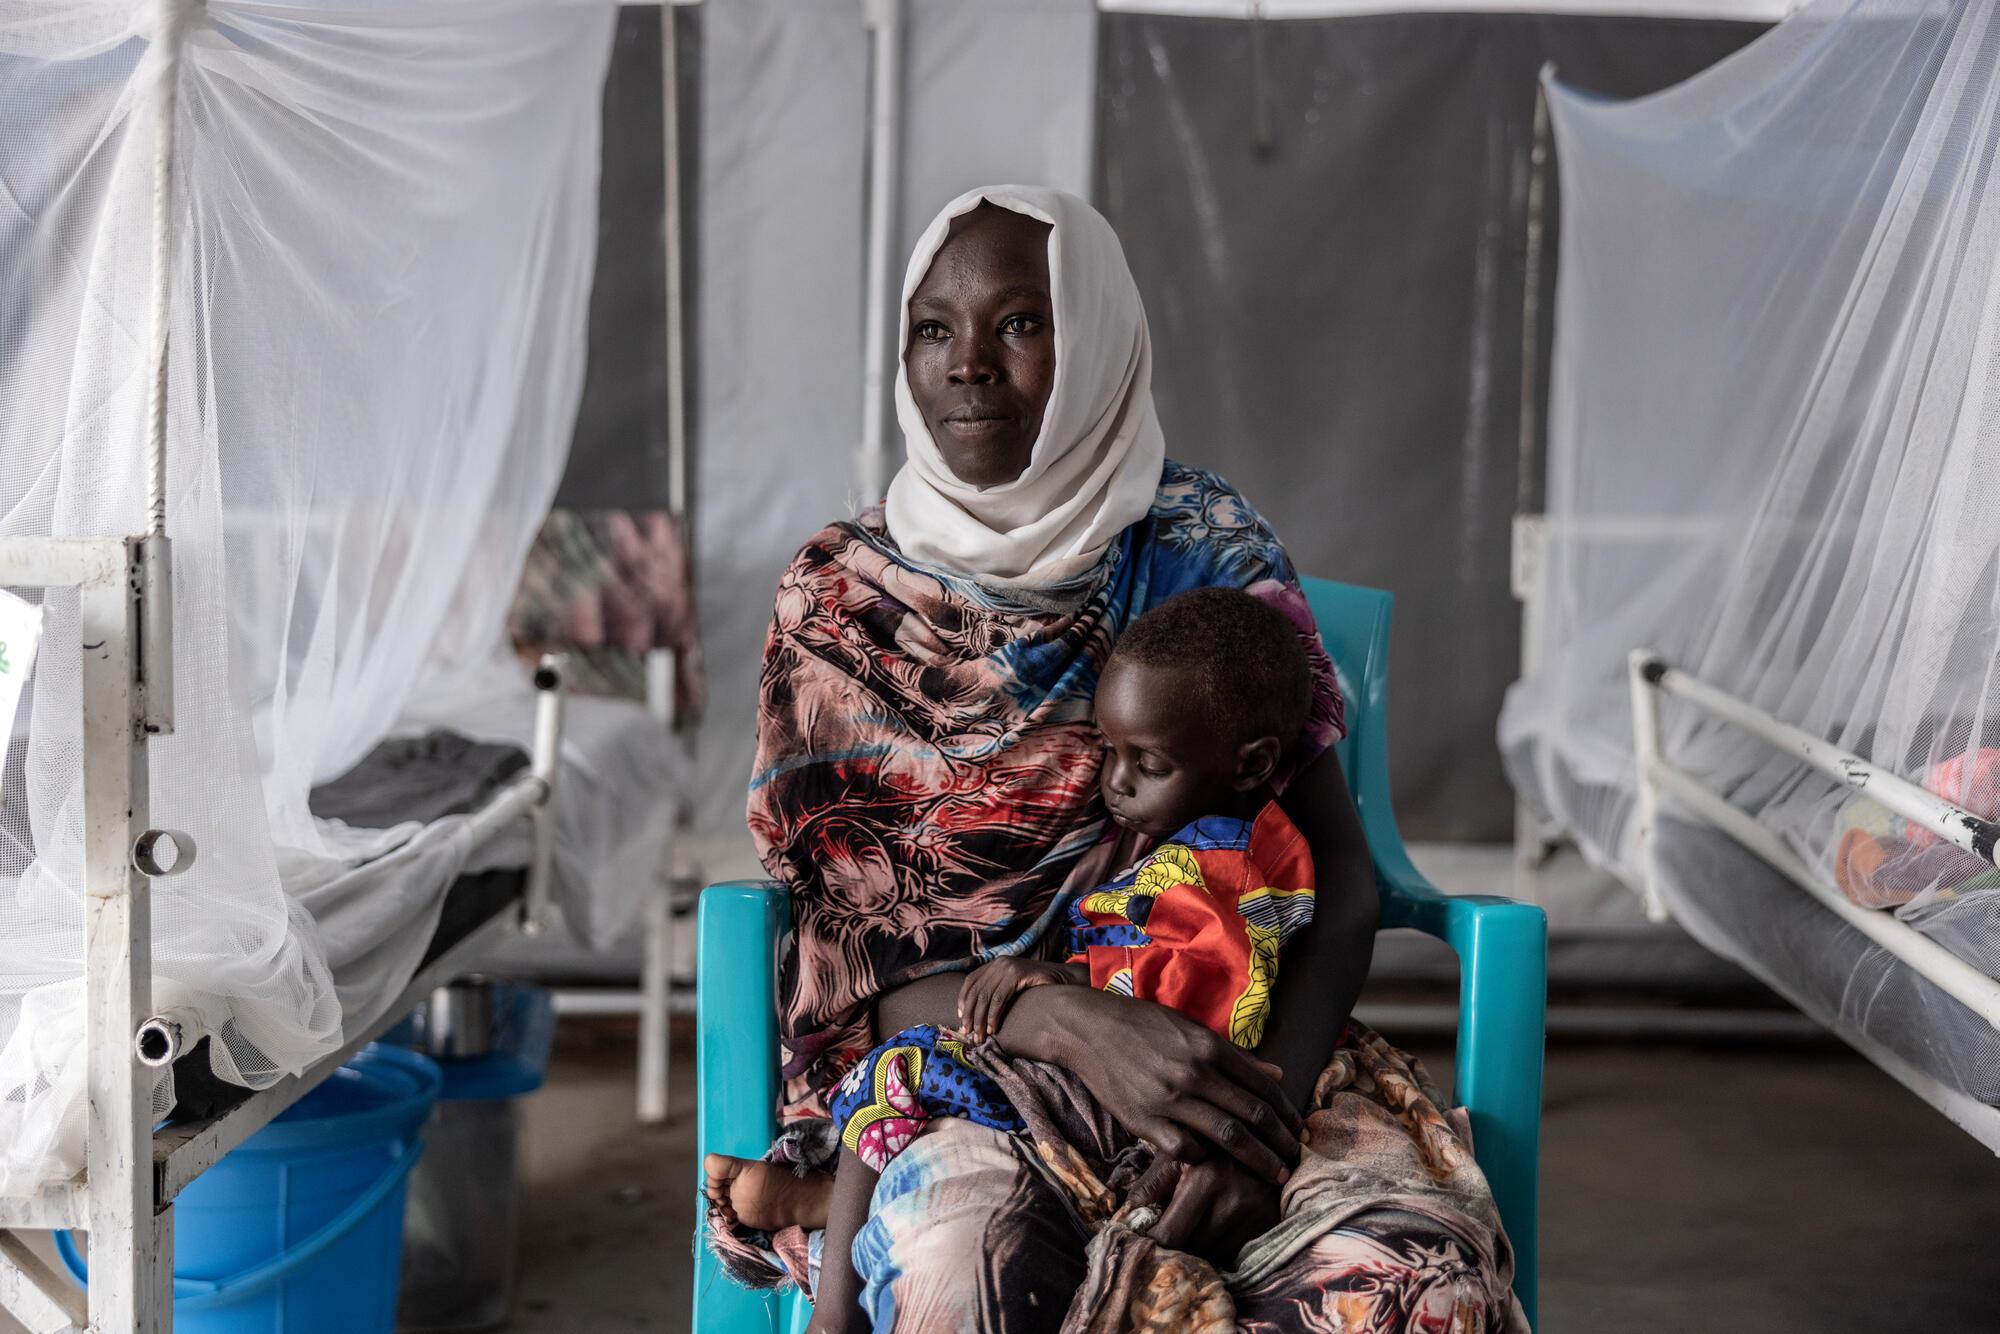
[695,578,1546,1332]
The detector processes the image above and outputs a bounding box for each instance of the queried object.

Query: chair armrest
[1372,838,1545,1331]
[1377,845,1537,946]
[696,880,789,1161]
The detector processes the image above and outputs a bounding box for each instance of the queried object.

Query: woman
[708,186,1523,1332]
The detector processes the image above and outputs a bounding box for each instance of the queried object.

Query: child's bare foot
[703,1153,834,1232]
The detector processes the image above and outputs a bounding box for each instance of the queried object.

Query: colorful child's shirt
[1063,801,1314,1050]
[829,801,1315,1171]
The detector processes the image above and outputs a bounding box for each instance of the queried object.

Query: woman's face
[905,203,1056,488]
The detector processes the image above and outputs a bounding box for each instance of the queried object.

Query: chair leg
[1454,901,1546,1331]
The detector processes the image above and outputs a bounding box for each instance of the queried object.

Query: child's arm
[804,1150,879,1334]
[957,957,1088,1042]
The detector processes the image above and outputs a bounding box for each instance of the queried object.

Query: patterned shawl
[749,461,1344,1116]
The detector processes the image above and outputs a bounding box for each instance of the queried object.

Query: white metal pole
[638,884,673,1123]
[142,0,194,541]
[1652,661,2000,867]
[1627,650,1670,923]
[83,548,171,1332]
[1646,760,2000,1030]
[653,6,692,1126]
[661,0,688,519]
[855,0,905,505]
[519,656,566,936]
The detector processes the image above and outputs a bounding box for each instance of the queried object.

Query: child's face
[1094,656,1253,840]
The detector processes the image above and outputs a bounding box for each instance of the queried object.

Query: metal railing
[0,533,567,1333]
[1627,650,2000,1032]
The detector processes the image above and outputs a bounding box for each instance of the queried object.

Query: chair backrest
[1296,576,1398,853]
[1300,576,1544,1331]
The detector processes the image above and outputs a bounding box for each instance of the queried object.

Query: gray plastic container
[392,981,554,1332]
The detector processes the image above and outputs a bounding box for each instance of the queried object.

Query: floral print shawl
[749,461,1344,1116]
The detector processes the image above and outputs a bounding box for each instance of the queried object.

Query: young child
[789,586,1319,1333]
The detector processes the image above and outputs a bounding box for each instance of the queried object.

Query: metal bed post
[521,654,566,937]
[82,541,173,1333]
[639,897,673,1124]
[1626,650,1671,924]
[94,0,189,1313]
[0,541,575,1332]
[0,539,175,1334]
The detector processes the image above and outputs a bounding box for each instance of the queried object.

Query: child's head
[1095,587,1312,838]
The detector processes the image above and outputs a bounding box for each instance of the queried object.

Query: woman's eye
[914,321,948,342]
[1001,314,1042,336]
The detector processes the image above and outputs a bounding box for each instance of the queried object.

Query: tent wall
[619,3,1771,858]
[688,0,865,860]
[682,0,1098,866]
[559,4,703,511]
[1096,10,1763,840]
[897,0,1098,252]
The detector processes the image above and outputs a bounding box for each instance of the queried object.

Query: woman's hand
[1130,1155,1283,1263]
[956,957,1078,1043]
[1003,984,1303,1183]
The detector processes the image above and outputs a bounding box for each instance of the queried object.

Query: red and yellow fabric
[1064,800,1314,1050]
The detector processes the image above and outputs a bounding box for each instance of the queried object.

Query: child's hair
[1109,586,1312,751]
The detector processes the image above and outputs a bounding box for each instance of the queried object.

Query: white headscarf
[883,186,1166,588]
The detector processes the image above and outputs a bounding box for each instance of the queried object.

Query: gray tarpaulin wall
[682,0,1098,869]
[563,2,1766,864]
[1097,12,1761,840]
[558,5,701,511]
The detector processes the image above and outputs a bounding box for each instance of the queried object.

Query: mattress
[1511,742,2000,1106]
[302,690,679,1004]
[1654,813,2000,1105]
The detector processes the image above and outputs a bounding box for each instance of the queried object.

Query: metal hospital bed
[1627,651,2000,1153]
[0,534,570,1334]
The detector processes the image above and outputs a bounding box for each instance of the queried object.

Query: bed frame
[1626,650,2000,1153]
[0,533,568,1334]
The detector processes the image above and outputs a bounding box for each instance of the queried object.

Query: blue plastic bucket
[60,1043,440,1334]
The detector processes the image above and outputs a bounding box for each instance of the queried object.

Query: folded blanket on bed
[309,730,529,829]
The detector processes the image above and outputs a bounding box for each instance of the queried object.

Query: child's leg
[804,1148,879,1334]
[703,1153,835,1232]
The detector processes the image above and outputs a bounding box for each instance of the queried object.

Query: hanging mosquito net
[1501,0,2000,1099]
[0,0,612,1192]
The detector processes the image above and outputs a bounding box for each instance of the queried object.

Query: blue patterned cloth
[828,1024,1024,1171]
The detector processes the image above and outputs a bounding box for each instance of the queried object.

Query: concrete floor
[10,1015,2000,1333]
[511,1019,2000,1334]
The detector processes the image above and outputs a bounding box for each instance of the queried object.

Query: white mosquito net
[1501,0,2000,1098]
[0,0,612,1192]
